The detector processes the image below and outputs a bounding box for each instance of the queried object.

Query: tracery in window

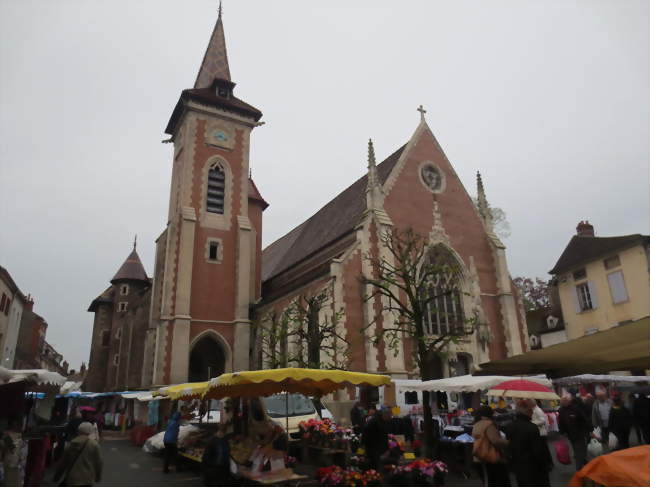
[423,245,464,336]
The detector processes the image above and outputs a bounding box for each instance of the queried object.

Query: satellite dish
[529,334,540,349]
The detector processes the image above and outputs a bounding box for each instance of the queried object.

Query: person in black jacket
[350,402,365,435]
[362,407,392,471]
[608,396,633,450]
[632,393,650,444]
[202,425,231,487]
[505,400,552,487]
[559,396,590,470]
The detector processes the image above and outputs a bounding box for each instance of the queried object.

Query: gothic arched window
[206,164,226,214]
[423,245,464,336]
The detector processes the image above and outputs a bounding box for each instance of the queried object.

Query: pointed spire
[133,234,137,250]
[194,3,231,88]
[365,138,385,213]
[367,138,379,189]
[367,139,376,169]
[111,246,148,284]
[476,171,493,228]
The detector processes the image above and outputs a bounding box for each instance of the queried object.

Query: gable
[261,145,405,282]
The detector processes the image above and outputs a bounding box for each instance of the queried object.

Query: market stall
[199,368,392,484]
[394,375,556,477]
[0,367,67,487]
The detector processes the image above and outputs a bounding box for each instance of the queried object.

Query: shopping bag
[608,433,618,450]
[553,438,571,465]
[592,427,601,441]
[587,438,603,458]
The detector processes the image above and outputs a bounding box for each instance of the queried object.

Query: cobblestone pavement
[42,432,643,486]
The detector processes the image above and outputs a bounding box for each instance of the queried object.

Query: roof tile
[261,144,405,282]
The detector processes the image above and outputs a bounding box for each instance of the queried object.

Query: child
[202,424,231,487]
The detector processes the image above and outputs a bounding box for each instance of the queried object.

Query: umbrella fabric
[155,381,209,400]
[204,368,391,399]
[395,375,552,393]
[568,445,650,487]
[487,379,560,400]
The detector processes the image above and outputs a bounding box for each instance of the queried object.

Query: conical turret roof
[111,248,148,284]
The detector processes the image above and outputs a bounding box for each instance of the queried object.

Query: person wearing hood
[505,400,552,487]
[53,422,102,487]
[163,411,183,473]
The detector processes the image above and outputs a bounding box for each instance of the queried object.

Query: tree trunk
[307,305,321,368]
[418,346,438,458]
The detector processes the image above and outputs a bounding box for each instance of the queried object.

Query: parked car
[262,393,320,436]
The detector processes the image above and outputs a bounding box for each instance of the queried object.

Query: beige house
[550,221,650,341]
[0,265,26,369]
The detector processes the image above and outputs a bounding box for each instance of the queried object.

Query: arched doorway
[189,334,226,382]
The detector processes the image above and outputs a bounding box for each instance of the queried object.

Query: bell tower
[148,6,266,385]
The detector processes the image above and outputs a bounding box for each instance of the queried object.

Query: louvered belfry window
[207,164,225,214]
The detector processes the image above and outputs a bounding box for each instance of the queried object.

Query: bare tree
[286,287,348,369]
[258,285,348,370]
[471,196,511,239]
[360,227,476,454]
[258,309,291,369]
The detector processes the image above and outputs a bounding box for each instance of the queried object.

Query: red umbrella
[487,379,560,400]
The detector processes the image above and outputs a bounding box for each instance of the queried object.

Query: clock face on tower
[205,122,235,150]
[420,163,443,192]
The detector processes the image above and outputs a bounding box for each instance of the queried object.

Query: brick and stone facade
[258,122,528,382]
[85,247,152,391]
[86,9,527,391]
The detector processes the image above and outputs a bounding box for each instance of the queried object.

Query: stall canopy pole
[285,392,289,435]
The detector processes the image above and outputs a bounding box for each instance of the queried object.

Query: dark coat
[505,413,552,487]
[362,415,390,456]
[350,406,364,428]
[559,400,590,442]
[609,406,633,436]
[632,395,650,425]
[202,435,230,468]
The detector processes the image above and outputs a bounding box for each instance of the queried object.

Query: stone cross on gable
[417,104,427,121]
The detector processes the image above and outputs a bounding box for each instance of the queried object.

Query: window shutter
[587,281,598,309]
[571,286,581,313]
[607,271,628,304]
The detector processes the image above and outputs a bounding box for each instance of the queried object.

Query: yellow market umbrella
[155,381,210,400]
[203,368,391,444]
[203,367,391,399]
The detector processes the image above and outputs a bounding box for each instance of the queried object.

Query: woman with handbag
[53,422,102,487]
[472,406,511,487]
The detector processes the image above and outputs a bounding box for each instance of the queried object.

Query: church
[84,9,528,392]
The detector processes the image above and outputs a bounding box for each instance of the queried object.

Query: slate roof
[262,144,406,282]
[165,83,263,135]
[88,286,113,312]
[111,249,149,284]
[248,178,268,210]
[549,234,649,274]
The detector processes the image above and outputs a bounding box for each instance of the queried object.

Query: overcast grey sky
[1,1,648,370]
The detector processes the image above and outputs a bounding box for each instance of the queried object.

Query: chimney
[576,220,595,237]
[25,295,34,311]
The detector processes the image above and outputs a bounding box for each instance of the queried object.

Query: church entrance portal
[189,335,226,382]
